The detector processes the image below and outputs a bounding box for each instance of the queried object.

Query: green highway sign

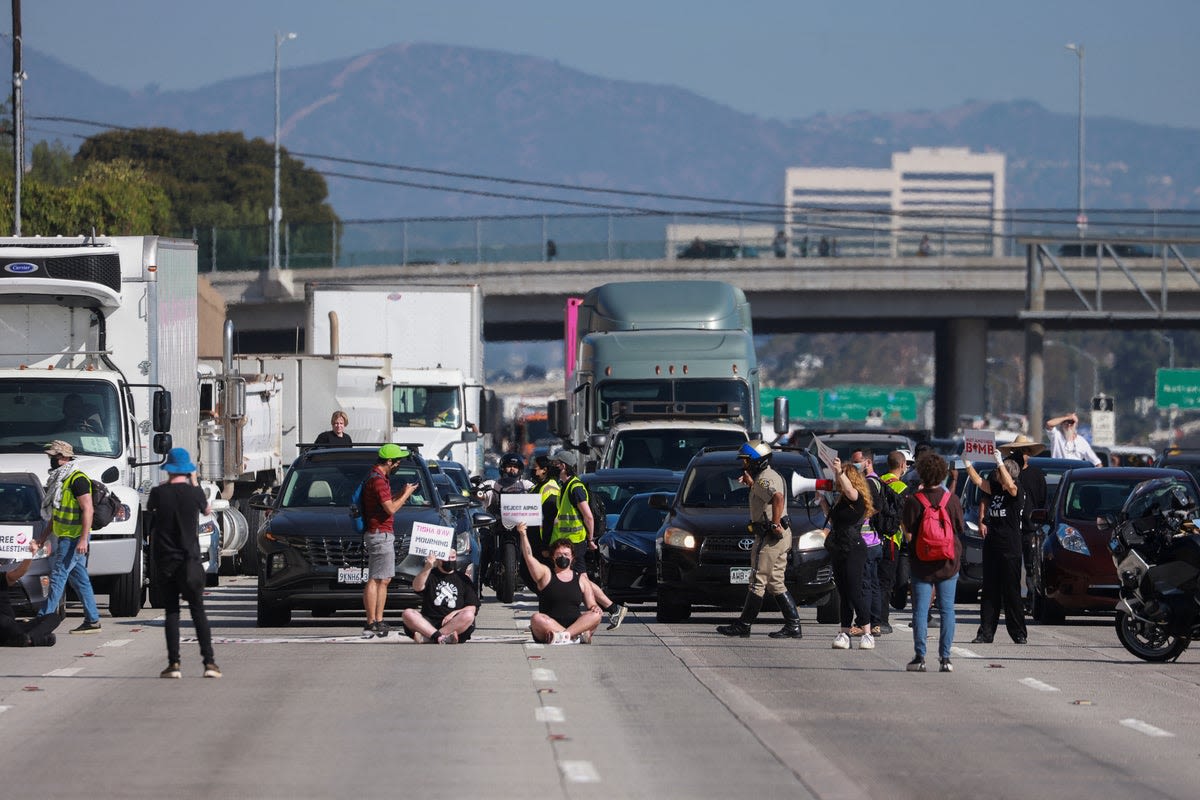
[1156,368,1200,410]
[762,385,929,425]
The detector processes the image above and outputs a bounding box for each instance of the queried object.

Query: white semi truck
[305,283,493,474]
[0,235,194,616]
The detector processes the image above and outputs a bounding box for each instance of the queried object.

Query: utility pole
[11,0,24,235]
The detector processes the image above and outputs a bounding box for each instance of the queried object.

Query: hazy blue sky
[11,0,1200,129]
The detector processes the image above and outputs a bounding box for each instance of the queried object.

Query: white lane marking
[1019,677,1060,692]
[559,760,600,783]
[536,706,565,723]
[531,668,557,682]
[1120,718,1175,738]
[44,667,83,678]
[196,634,527,645]
[0,705,10,715]
[525,642,545,650]
[950,646,982,658]
[100,639,132,648]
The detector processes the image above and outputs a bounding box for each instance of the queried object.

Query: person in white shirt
[1044,412,1102,466]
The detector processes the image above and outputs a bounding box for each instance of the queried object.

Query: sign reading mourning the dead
[500,494,542,527]
[408,521,455,559]
[962,429,997,460]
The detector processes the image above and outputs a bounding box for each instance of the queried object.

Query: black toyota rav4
[252,446,493,626]
[654,446,838,624]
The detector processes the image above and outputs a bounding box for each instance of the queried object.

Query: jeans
[39,535,100,623]
[864,543,883,625]
[911,575,956,660]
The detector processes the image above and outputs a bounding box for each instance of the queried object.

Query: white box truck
[305,284,492,474]
[0,236,194,616]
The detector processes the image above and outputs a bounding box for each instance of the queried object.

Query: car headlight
[455,531,471,555]
[964,520,982,541]
[1055,523,1091,556]
[662,527,696,550]
[794,529,828,552]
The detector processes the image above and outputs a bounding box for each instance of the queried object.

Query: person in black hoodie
[146,447,221,679]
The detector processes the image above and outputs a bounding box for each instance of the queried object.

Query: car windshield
[616,495,670,533]
[0,379,122,458]
[595,379,751,432]
[606,429,749,471]
[0,482,40,521]
[279,462,431,509]
[817,438,912,460]
[586,476,681,518]
[680,459,819,509]
[1061,477,1150,521]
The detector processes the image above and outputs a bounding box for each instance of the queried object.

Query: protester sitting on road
[0,559,60,647]
[516,523,602,644]
[401,550,478,644]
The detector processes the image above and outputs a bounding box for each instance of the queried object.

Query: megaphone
[791,474,834,498]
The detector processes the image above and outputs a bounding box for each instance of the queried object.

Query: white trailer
[305,284,492,474]
[0,236,195,616]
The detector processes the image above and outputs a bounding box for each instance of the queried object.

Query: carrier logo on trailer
[3,262,39,274]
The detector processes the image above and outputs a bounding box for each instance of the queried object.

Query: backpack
[348,471,376,534]
[913,490,956,562]
[89,479,122,530]
[870,476,905,540]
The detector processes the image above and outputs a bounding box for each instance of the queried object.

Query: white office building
[784,147,1006,257]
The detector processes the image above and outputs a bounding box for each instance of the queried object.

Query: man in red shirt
[362,444,417,638]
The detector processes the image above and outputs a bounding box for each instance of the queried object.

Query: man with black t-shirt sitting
[401,550,478,644]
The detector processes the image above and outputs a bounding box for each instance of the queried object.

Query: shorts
[402,620,475,642]
[366,533,396,580]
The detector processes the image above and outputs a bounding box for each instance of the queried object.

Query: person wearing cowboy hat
[997,435,1048,615]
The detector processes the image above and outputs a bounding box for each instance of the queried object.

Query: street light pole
[1065,43,1085,237]
[272,31,297,270]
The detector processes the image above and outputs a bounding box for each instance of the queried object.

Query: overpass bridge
[205,238,1200,436]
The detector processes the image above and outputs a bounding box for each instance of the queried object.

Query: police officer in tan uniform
[717,443,801,638]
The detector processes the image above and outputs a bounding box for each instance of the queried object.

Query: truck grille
[45,254,122,292]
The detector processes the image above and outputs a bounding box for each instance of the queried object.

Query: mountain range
[22,42,1200,221]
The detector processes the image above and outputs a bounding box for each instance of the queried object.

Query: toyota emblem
[738,537,755,551]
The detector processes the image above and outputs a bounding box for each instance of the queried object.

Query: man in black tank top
[517,523,602,644]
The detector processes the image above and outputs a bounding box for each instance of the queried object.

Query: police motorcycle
[473,453,535,603]
[1106,477,1200,662]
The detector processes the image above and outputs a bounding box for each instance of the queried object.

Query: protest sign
[962,429,997,460]
[501,494,542,527]
[409,521,455,559]
[0,526,35,560]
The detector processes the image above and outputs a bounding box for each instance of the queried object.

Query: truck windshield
[608,429,749,471]
[392,386,462,429]
[0,379,121,458]
[595,379,750,432]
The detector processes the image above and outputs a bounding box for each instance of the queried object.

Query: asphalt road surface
[2,578,1199,799]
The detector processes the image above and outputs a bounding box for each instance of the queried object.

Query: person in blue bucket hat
[146,447,221,678]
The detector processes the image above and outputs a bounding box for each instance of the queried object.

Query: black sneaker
[607,604,629,631]
[939,658,954,673]
[70,619,102,635]
[361,625,376,640]
[160,662,182,679]
[878,623,893,635]
[906,656,927,672]
[203,662,222,679]
[373,621,390,638]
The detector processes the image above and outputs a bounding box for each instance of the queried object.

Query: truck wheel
[496,542,518,603]
[108,531,144,618]
[816,586,840,624]
[239,508,262,576]
[257,594,291,627]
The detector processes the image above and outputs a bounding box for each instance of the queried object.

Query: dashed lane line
[535,706,565,723]
[559,760,600,783]
[950,646,982,658]
[1120,718,1175,738]
[1019,677,1060,692]
[531,667,557,682]
[100,639,132,648]
[44,667,83,678]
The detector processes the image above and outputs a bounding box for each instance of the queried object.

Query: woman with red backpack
[901,452,965,673]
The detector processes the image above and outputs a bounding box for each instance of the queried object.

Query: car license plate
[730,567,751,584]
[337,567,368,585]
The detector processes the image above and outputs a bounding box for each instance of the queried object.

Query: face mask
[554,555,571,569]
[439,561,456,573]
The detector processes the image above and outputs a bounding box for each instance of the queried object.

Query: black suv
[252,447,493,626]
[654,447,837,623]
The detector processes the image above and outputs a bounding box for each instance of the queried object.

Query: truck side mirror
[478,388,497,434]
[153,389,172,432]
[773,396,790,435]
[549,399,569,437]
[153,433,173,455]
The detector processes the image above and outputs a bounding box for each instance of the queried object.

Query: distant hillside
[21,42,1200,221]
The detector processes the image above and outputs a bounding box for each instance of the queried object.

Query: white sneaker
[832,632,851,650]
[550,630,577,645]
[859,633,876,650]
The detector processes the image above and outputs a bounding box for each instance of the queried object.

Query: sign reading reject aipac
[1156,369,1200,410]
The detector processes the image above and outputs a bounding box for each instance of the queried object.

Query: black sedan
[581,468,683,531]
[596,491,673,602]
[252,447,494,626]
[654,447,837,624]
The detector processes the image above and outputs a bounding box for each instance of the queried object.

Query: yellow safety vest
[51,469,90,539]
[879,471,907,546]
[553,476,587,544]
